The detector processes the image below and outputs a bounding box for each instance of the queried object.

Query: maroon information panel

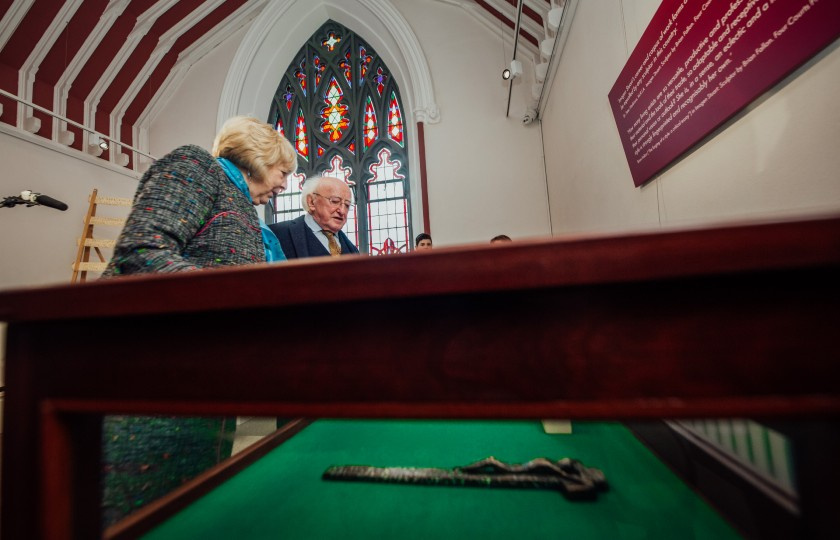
[609,0,840,187]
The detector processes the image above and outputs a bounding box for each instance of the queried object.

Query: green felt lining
[144,420,741,540]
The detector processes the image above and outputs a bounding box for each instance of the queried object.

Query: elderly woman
[104,115,295,275]
[100,117,296,527]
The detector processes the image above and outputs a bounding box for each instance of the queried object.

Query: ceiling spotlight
[87,134,110,156]
[503,60,522,81]
[547,6,564,31]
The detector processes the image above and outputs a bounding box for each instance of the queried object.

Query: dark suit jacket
[269,214,360,259]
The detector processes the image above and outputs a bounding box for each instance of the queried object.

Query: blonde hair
[211,116,297,182]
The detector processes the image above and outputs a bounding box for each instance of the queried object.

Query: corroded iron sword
[323,456,608,500]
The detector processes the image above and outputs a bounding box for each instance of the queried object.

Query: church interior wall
[0,0,550,290]
[0,129,138,289]
[156,0,552,248]
[148,25,248,158]
[391,0,550,245]
[540,0,840,235]
[2,0,838,291]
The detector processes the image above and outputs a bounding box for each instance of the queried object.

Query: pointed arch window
[267,20,412,255]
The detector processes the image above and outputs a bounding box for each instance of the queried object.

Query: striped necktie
[322,230,341,256]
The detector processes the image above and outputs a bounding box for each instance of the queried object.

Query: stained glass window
[387,91,404,147]
[363,96,378,151]
[294,58,307,96]
[267,19,412,255]
[321,154,358,246]
[322,31,341,51]
[313,55,326,92]
[294,108,309,160]
[273,172,307,223]
[339,49,352,87]
[320,77,350,142]
[359,46,373,85]
[374,67,387,97]
[367,148,408,255]
[282,85,294,111]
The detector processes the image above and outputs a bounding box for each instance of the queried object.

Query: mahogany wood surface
[2,215,839,322]
[2,216,840,539]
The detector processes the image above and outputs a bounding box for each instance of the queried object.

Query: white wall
[0,0,553,292]
[392,0,550,245]
[0,129,138,290]
[541,0,840,235]
[215,0,551,247]
[150,25,249,156]
[20,0,837,291]
[0,25,247,292]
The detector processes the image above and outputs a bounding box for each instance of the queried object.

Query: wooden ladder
[70,188,132,283]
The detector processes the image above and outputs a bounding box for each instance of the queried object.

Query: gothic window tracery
[268,20,412,255]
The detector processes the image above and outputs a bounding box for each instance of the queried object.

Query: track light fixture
[87,133,109,156]
[96,134,109,151]
[502,59,522,81]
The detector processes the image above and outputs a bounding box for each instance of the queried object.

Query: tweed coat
[103,144,264,276]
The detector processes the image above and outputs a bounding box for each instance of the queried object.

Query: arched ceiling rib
[0,0,552,169]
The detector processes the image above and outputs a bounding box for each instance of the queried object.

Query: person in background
[269,176,359,258]
[104,116,295,276]
[491,234,512,243]
[415,232,433,250]
[98,116,296,527]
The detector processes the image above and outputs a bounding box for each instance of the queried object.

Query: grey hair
[300,176,324,214]
[300,176,353,213]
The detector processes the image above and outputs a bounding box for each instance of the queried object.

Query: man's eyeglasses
[313,192,355,210]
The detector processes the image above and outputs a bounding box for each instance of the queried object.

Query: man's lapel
[291,216,311,257]
[338,231,357,254]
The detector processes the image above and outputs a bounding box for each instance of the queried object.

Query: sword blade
[322,464,605,499]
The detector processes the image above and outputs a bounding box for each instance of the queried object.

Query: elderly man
[269,176,360,258]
